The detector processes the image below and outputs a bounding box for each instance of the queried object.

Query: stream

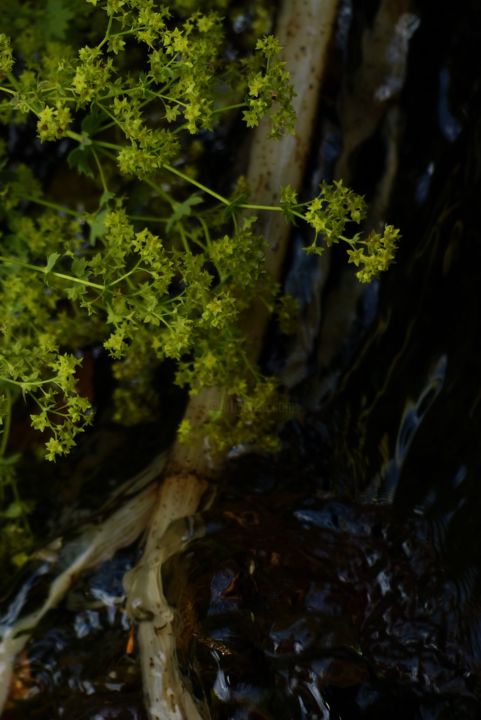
[3,1,481,718]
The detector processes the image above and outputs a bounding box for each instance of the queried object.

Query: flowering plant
[0,0,398,564]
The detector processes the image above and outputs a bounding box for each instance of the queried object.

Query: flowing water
[4,1,481,718]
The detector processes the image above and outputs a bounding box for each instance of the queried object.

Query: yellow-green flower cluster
[279,180,399,282]
[72,46,113,104]
[0,34,13,78]
[347,225,400,283]
[36,103,72,142]
[304,180,367,245]
[243,35,296,138]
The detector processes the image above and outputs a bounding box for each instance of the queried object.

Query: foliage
[0,0,398,556]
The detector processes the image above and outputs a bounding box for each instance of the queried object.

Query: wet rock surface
[164,453,481,719]
[3,550,147,720]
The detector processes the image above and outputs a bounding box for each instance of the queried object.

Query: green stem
[108,264,141,287]
[92,137,289,221]
[66,129,86,144]
[242,349,261,381]
[0,256,105,290]
[0,390,12,459]
[95,88,153,134]
[238,203,283,213]
[154,92,188,108]
[106,27,138,41]
[178,224,190,254]
[6,72,20,90]
[23,195,82,218]
[162,164,230,206]
[291,210,306,221]
[9,470,31,533]
[0,376,53,390]
[196,216,210,252]
[212,102,246,114]
[97,14,114,50]
[339,235,357,247]
[89,134,288,221]
[95,92,156,132]
[95,101,124,135]
[142,177,177,208]
[95,138,123,151]
[158,166,289,218]
[49,270,104,290]
[95,146,117,164]
[95,55,176,106]
[92,147,109,194]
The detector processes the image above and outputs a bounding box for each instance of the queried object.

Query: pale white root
[132,2,341,719]
[0,452,166,714]
[243,0,341,358]
[124,474,211,720]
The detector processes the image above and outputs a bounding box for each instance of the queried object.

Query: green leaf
[81,107,105,137]
[45,252,60,273]
[166,194,203,233]
[67,146,94,178]
[1,501,29,519]
[66,284,86,301]
[44,0,74,41]
[71,256,88,278]
[88,208,108,244]
[100,190,115,207]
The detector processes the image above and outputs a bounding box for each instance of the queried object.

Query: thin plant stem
[238,203,283,213]
[0,390,12,459]
[0,256,105,290]
[92,147,109,194]
[23,195,83,218]
[162,164,230,206]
